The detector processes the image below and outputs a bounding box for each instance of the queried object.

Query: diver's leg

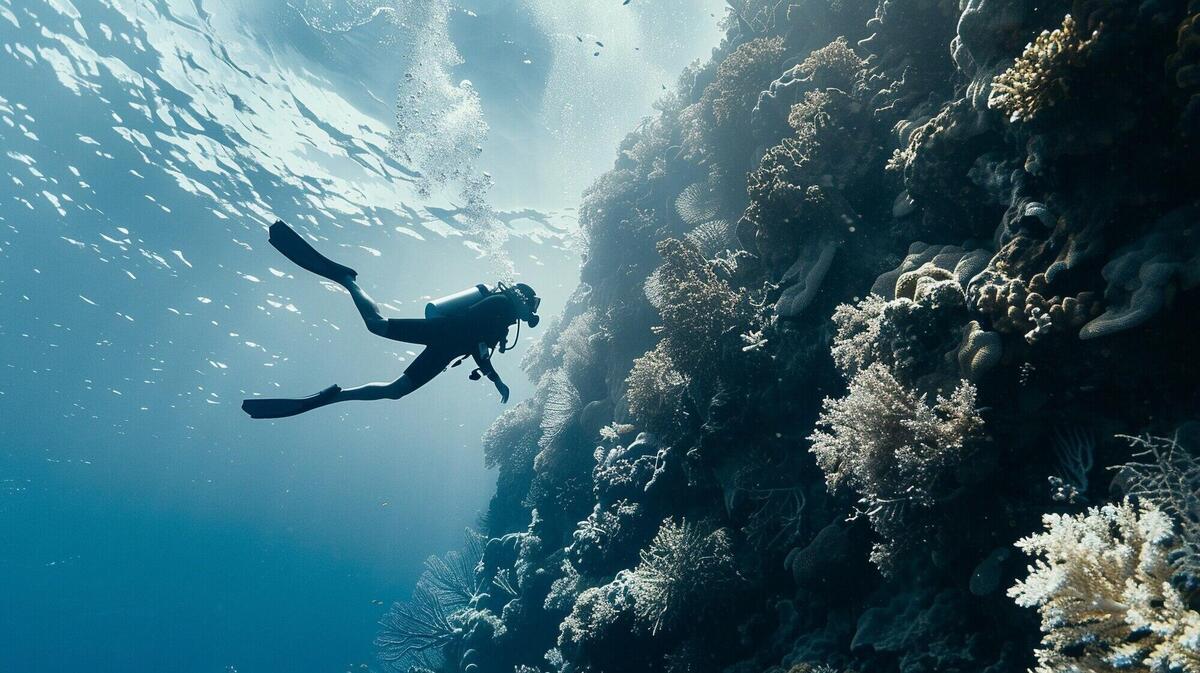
[243,374,416,417]
[244,374,414,418]
[329,347,449,402]
[339,275,448,345]
[342,277,390,337]
[380,317,446,346]
[333,375,417,401]
[243,349,450,417]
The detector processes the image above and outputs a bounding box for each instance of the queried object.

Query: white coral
[1010,501,1200,673]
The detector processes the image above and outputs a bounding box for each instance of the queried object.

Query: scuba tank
[425,284,491,319]
[429,283,539,382]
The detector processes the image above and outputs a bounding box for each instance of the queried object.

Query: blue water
[0,0,723,670]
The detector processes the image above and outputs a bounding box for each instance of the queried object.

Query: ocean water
[0,1,723,671]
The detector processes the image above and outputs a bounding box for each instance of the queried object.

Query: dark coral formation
[378,0,1200,671]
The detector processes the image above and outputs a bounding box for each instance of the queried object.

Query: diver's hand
[494,380,510,404]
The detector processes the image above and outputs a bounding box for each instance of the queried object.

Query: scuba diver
[241,221,540,419]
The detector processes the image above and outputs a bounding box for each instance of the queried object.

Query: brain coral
[969,269,1100,343]
[870,242,992,300]
[956,320,1002,382]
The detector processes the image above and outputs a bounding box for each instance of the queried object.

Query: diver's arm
[474,343,509,403]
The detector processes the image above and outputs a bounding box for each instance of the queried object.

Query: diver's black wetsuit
[385,294,517,391]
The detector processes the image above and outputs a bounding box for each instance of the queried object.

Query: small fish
[593,51,600,56]
[624,0,632,4]
[575,35,582,42]
[595,41,604,47]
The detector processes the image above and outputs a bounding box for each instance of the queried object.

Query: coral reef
[376,0,1200,671]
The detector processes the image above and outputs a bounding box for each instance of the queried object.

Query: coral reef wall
[380,0,1200,671]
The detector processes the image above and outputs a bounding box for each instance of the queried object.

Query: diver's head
[504,282,541,326]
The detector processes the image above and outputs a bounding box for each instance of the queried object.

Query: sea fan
[684,219,735,258]
[643,266,669,311]
[675,183,720,225]
[420,529,485,608]
[376,530,484,668]
[539,369,582,449]
[520,312,563,380]
[375,582,461,668]
[554,309,600,386]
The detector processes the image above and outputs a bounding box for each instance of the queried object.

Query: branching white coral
[829,294,888,378]
[809,363,981,502]
[1049,425,1095,504]
[1009,501,1200,673]
[557,579,633,650]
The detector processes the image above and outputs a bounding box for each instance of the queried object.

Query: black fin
[268,220,357,282]
[242,385,341,419]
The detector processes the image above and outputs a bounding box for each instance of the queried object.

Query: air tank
[425,284,490,318]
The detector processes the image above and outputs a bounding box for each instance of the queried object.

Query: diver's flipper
[242,385,341,419]
[268,220,357,282]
